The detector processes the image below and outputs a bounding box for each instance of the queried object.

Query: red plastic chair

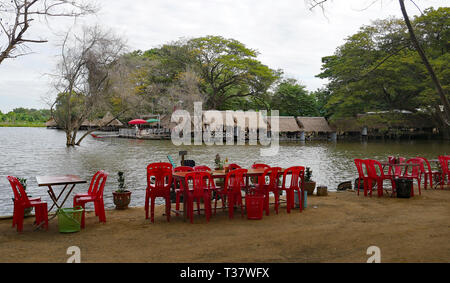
[215,168,247,219]
[174,166,194,216]
[184,171,215,223]
[366,160,395,197]
[251,163,270,170]
[416,157,440,190]
[73,171,108,228]
[251,163,271,188]
[402,158,425,196]
[7,176,48,232]
[280,166,305,213]
[228,163,241,171]
[73,171,103,218]
[193,165,212,172]
[354,159,370,196]
[145,163,173,223]
[254,167,281,216]
[438,156,450,189]
[387,156,406,178]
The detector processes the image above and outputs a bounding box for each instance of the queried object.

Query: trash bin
[395,178,412,199]
[294,191,307,209]
[245,195,264,220]
[57,207,84,233]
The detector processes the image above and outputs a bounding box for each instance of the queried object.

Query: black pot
[395,178,412,198]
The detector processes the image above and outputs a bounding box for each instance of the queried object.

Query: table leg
[182,179,188,221]
[46,184,77,219]
[47,184,67,212]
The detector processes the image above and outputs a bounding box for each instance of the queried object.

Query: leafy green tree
[132,36,280,112]
[316,7,449,136]
[188,36,280,110]
[271,79,319,117]
[312,88,332,118]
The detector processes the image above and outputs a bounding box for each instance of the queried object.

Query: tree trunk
[399,0,450,138]
[66,131,75,147]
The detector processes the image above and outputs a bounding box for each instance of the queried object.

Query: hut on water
[79,112,124,131]
[45,118,58,129]
[98,112,124,131]
[296,117,336,141]
[268,116,302,141]
[329,118,362,139]
[329,111,438,139]
[203,111,268,140]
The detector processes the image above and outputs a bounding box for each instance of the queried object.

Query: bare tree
[50,25,127,146]
[307,0,450,135]
[0,0,97,65]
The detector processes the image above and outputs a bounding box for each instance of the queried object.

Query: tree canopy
[129,36,281,112]
[317,7,449,132]
[271,79,320,117]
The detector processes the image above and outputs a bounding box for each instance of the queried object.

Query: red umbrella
[128,119,147,125]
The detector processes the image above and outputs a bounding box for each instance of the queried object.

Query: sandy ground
[1,187,449,263]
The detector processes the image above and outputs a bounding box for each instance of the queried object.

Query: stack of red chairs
[354,159,371,196]
[402,158,425,196]
[438,156,450,189]
[387,156,406,178]
[215,168,247,219]
[73,170,108,228]
[280,166,305,213]
[7,176,48,232]
[416,157,440,190]
[250,163,271,190]
[184,171,215,223]
[145,162,173,223]
[366,160,396,197]
[174,166,194,216]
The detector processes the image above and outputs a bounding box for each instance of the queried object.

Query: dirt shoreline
[1,188,449,263]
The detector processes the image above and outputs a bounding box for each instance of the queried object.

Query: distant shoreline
[0,123,45,128]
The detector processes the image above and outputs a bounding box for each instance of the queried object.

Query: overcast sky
[0,0,447,113]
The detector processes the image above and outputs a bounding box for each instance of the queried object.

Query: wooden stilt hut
[296,117,335,141]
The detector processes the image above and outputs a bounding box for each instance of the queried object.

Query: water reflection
[0,127,448,216]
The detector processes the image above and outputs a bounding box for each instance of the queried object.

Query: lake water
[0,127,448,216]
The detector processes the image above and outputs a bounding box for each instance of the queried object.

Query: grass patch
[0,123,46,127]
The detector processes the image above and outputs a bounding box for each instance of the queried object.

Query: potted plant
[214,154,225,189]
[304,167,316,195]
[214,154,224,170]
[12,178,33,216]
[112,171,132,210]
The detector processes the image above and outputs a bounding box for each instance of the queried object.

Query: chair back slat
[147,163,173,196]
[281,166,305,191]
[174,166,194,173]
[184,171,215,198]
[224,168,247,194]
[7,176,31,206]
[193,166,212,172]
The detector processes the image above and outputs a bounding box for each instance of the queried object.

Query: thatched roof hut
[296,117,334,133]
[81,119,100,127]
[268,116,302,133]
[45,118,57,128]
[100,112,123,127]
[160,114,179,130]
[329,118,361,133]
[203,111,267,131]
